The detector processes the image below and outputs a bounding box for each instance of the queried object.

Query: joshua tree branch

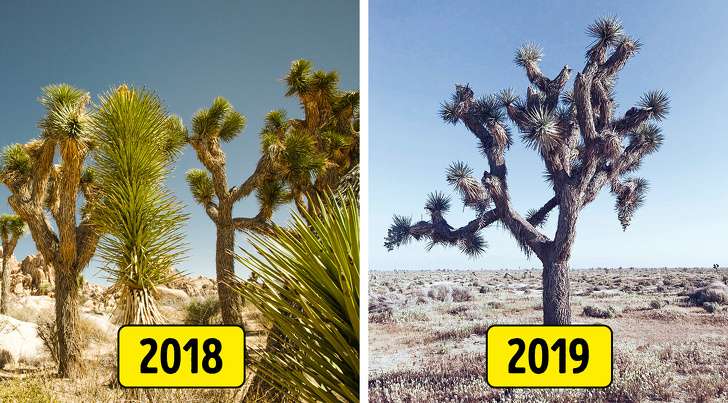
[230,157,266,202]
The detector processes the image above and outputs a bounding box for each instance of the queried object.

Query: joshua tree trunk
[217,207,243,325]
[55,266,83,377]
[1,250,9,315]
[542,256,571,325]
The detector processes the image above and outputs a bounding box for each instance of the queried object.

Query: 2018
[508,337,589,374]
[139,337,223,374]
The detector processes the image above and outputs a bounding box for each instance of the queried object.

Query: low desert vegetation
[369,267,728,402]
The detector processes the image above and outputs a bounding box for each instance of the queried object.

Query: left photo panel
[0,1,359,401]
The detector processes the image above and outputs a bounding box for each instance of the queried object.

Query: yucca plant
[0,214,26,314]
[0,84,100,377]
[385,17,669,325]
[90,86,187,325]
[235,189,359,402]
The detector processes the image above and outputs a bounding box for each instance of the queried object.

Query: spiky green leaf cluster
[235,190,359,402]
[0,214,27,240]
[186,169,215,205]
[0,144,33,184]
[285,59,340,99]
[190,97,246,142]
[91,86,188,307]
[38,84,93,147]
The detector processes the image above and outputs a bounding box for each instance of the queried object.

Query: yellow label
[486,325,612,388]
[118,325,245,388]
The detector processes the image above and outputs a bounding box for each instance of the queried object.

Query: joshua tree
[0,84,101,376]
[268,59,360,213]
[385,18,669,325]
[186,97,276,325]
[186,59,359,324]
[91,86,187,325]
[0,214,26,314]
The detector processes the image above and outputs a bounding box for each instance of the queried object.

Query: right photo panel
[369,1,728,402]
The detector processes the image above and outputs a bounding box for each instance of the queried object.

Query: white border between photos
[359,0,369,401]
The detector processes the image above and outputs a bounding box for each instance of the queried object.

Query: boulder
[19,253,54,295]
[0,314,47,365]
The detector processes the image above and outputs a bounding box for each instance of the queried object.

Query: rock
[0,314,47,365]
[156,286,191,307]
[19,253,54,295]
[166,271,217,298]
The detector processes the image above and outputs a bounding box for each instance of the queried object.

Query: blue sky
[370,0,728,270]
[0,1,358,282]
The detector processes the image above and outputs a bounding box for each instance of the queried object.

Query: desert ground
[369,268,728,402]
[0,253,266,402]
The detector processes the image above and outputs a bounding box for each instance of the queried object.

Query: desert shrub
[582,305,617,319]
[681,374,728,403]
[0,348,12,369]
[649,299,664,309]
[394,308,431,323]
[369,353,496,402]
[0,377,52,402]
[427,283,450,301]
[431,322,489,341]
[36,319,58,366]
[486,301,504,309]
[703,301,720,313]
[600,350,675,402]
[369,307,393,324]
[446,305,469,316]
[689,282,728,305]
[184,297,221,325]
[452,286,473,302]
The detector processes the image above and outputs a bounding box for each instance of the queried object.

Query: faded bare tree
[385,17,669,325]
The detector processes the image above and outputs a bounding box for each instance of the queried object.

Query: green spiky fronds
[0,214,27,241]
[586,16,623,45]
[285,59,313,96]
[190,97,246,142]
[162,115,188,158]
[281,130,326,187]
[256,179,290,212]
[384,215,413,251]
[38,84,93,150]
[514,43,543,67]
[186,169,215,205]
[0,144,33,184]
[235,189,359,402]
[425,191,451,214]
[522,107,561,153]
[638,90,670,121]
[91,86,188,324]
